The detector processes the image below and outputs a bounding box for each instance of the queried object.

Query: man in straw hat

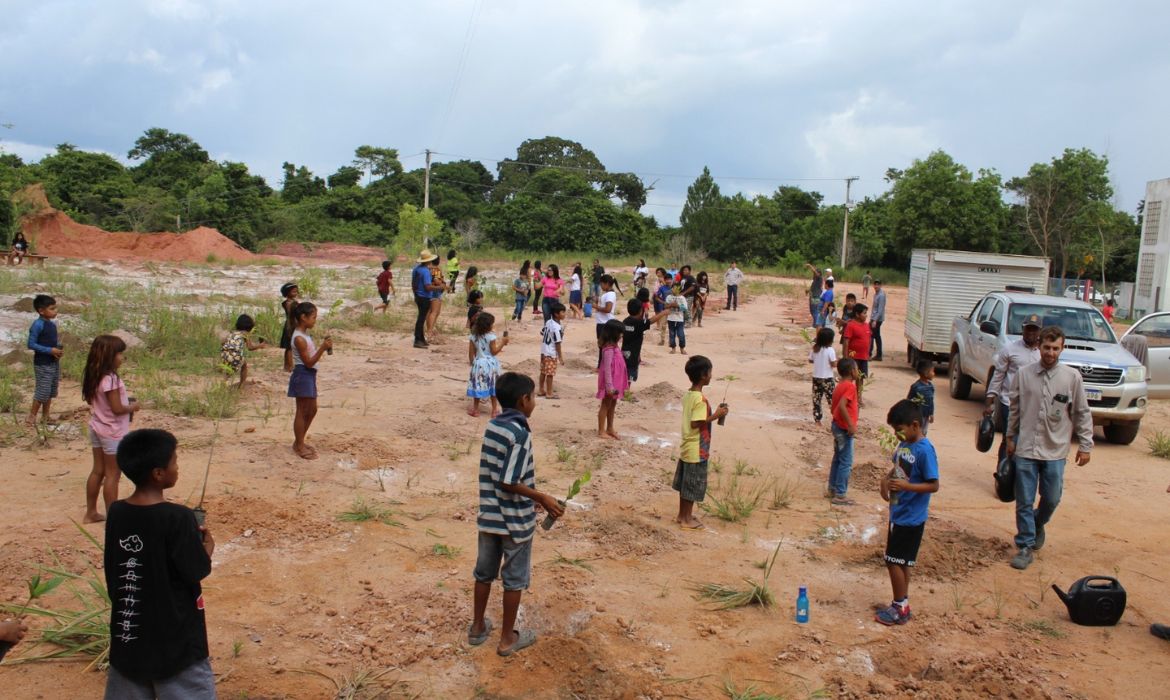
[411,249,444,348]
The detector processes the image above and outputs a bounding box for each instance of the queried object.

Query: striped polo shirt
[477,409,537,542]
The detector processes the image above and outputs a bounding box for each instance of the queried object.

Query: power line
[433,0,482,150]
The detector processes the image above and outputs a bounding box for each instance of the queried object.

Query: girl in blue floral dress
[467,312,509,417]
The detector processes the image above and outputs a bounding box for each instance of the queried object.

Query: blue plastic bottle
[796,586,810,623]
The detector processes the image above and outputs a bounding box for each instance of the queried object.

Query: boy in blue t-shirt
[906,360,936,434]
[877,399,940,626]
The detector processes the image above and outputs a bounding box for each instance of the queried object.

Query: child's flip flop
[497,629,536,657]
[467,619,493,646]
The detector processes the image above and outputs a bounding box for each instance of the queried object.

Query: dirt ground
[1,257,1169,699]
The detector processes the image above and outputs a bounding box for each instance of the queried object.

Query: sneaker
[830,497,856,506]
[875,604,911,626]
[1010,547,1034,570]
[1034,525,1046,551]
[413,341,429,349]
[1152,623,1170,640]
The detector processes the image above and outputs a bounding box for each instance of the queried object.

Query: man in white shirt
[724,262,744,311]
[984,314,1042,462]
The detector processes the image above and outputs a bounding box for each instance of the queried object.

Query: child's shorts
[33,362,60,402]
[672,459,708,502]
[89,428,122,456]
[287,365,318,398]
[624,355,639,383]
[106,657,216,700]
[570,290,582,306]
[379,291,390,304]
[473,531,533,591]
[884,522,925,567]
[540,355,558,377]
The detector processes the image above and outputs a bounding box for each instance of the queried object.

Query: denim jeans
[726,285,738,309]
[870,320,883,357]
[513,297,525,320]
[591,282,601,303]
[542,296,555,319]
[1014,457,1065,548]
[668,320,686,348]
[829,423,854,497]
[809,299,819,325]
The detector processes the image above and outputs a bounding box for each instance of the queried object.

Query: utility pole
[423,149,432,210]
[840,176,858,269]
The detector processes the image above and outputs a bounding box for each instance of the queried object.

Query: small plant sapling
[0,573,65,661]
[542,469,591,530]
[716,374,737,425]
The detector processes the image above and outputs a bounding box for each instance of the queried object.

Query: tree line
[0,129,1141,281]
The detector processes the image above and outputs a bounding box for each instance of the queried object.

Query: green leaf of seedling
[29,574,65,600]
[566,469,592,502]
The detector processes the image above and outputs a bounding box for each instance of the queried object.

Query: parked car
[950,291,1148,444]
[1063,285,1105,305]
[1121,311,1170,399]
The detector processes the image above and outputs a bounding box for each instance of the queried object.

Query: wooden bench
[5,251,47,266]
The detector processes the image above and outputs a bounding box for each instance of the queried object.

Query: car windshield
[1007,303,1116,343]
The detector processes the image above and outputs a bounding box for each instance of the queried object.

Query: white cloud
[143,0,206,21]
[175,68,234,109]
[0,140,56,163]
[804,90,936,179]
[126,47,165,68]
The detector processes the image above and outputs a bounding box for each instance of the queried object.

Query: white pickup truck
[949,291,1149,444]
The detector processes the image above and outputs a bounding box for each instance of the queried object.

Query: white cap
[825,268,833,273]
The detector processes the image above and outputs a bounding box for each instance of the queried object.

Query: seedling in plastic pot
[542,469,592,530]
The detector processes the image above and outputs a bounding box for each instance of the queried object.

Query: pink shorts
[89,429,122,456]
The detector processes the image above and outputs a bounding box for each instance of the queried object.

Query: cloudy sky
[2,0,1167,225]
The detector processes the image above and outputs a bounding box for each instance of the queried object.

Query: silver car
[1121,311,1170,399]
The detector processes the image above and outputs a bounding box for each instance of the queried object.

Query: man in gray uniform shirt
[1006,325,1093,570]
[984,314,1042,461]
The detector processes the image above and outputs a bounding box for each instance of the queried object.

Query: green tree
[397,204,444,255]
[494,136,606,202]
[328,166,362,189]
[39,144,135,228]
[280,162,327,204]
[127,128,210,189]
[886,150,1007,267]
[1006,148,1114,281]
[352,146,403,183]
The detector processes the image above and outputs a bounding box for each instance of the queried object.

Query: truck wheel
[1103,422,1141,445]
[949,350,972,400]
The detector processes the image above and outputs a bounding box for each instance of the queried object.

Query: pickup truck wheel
[949,350,973,399]
[1103,422,1141,445]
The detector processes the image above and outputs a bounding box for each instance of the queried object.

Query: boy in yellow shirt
[673,355,729,529]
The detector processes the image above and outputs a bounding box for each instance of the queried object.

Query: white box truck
[904,249,1050,364]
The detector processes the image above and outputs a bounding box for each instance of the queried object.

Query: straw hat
[416,249,439,264]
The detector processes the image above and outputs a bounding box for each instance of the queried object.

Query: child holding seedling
[877,399,940,626]
[375,260,395,313]
[597,319,629,439]
[907,360,936,434]
[828,357,858,506]
[289,302,332,460]
[104,429,217,697]
[809,326,838,425]
[539,302,566,399]
[674,355,729,529]
[83,334,140,523]
[26,293,63,427]
[467,290,485,329]
[622,297,669,392]
[220,314,268,388]
[279,282,300,372]
[469,372,564,657]
[468,312,509,418]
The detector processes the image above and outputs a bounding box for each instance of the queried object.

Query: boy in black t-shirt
[622,299,670,394]
[104,429,216,699]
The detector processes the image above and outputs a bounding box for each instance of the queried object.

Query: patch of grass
[431,543,461,558]
[692,542,780,610]
[1147,430,1170,459]
[232,638,244,658]
[769,477,796,510]
[721,679,784,700]
[293,666,408,700]
[547,551,596,573]
[732,459,758,477]
[555,442,575,463]
[0,364,26,415]
[701,475,768,523]
[710,457,724,474]
[1013,619,1067,639]
[337,497,403,527]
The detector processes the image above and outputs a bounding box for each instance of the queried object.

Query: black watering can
[1051,576,1126,626]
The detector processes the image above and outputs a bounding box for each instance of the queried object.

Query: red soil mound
[261,241,385,263]
[16,185,256,264]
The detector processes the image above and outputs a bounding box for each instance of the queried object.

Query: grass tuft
[1147,430,1170,459]
[547,551,596,573]
[431,543,461,559]
[337,497,404,527]
[701,475,768,523]
[692,541,781,610]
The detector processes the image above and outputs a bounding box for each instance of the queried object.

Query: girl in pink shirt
[541,264,565,319]
[596,319,630,439]
[82,335,140,523]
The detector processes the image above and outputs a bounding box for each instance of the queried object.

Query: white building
[1135,178,1170,316]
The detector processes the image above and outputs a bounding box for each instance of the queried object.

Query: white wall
[1135,178,1170,316]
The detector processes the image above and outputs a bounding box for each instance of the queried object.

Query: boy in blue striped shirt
[469,372,564,656]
